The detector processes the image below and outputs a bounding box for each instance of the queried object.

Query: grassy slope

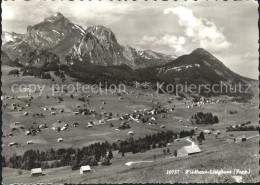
[1,65,259,183]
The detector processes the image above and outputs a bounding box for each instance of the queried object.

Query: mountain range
[1,12,253,91]
[2,12,175,69]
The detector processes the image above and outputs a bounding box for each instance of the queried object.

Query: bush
[9,69,20,75]
[101,156,111,166]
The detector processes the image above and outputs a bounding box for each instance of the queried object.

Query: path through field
[90,132,114,137]
[247,135,259,140]
[186,138,195,146]
[125,161,153,166]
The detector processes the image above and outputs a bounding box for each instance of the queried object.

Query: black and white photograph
[1,0,259,184]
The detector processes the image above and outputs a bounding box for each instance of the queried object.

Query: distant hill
[137,48,251,85]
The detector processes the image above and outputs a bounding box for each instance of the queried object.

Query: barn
[80,165,91,174]
[177,145,202,156]
[31,168,43,177]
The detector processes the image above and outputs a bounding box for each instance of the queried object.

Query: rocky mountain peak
[86,25,117,43]
[43,12,69,23]
[191,48,211,56]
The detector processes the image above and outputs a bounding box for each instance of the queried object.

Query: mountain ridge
[2,13,174,69]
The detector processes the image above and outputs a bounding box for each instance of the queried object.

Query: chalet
[57,138,63,142]
[39,124,47,129]
[177,145,202,156]
[31,168,43,177]
[25,131,32,136]
[80,165,91,174]
[203,130,212,134]
[61,127,67,131]
[14,122,20,125]
[87,124,93,128]
[8,142,18,147]
[27,140,33,145]
[128,131,134,135]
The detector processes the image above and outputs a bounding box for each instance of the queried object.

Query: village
[1,65,259,184]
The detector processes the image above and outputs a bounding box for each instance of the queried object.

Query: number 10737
[166,170,180,175]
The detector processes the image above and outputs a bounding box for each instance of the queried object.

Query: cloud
[139,34,186,54]
[164,6,231,53]
[240,52,258,61]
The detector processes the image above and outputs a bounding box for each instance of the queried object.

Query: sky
[2,0,258,79]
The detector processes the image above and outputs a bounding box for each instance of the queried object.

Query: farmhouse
[31,168,43,177]
[177,145,202,156]
[80,165,91,174]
